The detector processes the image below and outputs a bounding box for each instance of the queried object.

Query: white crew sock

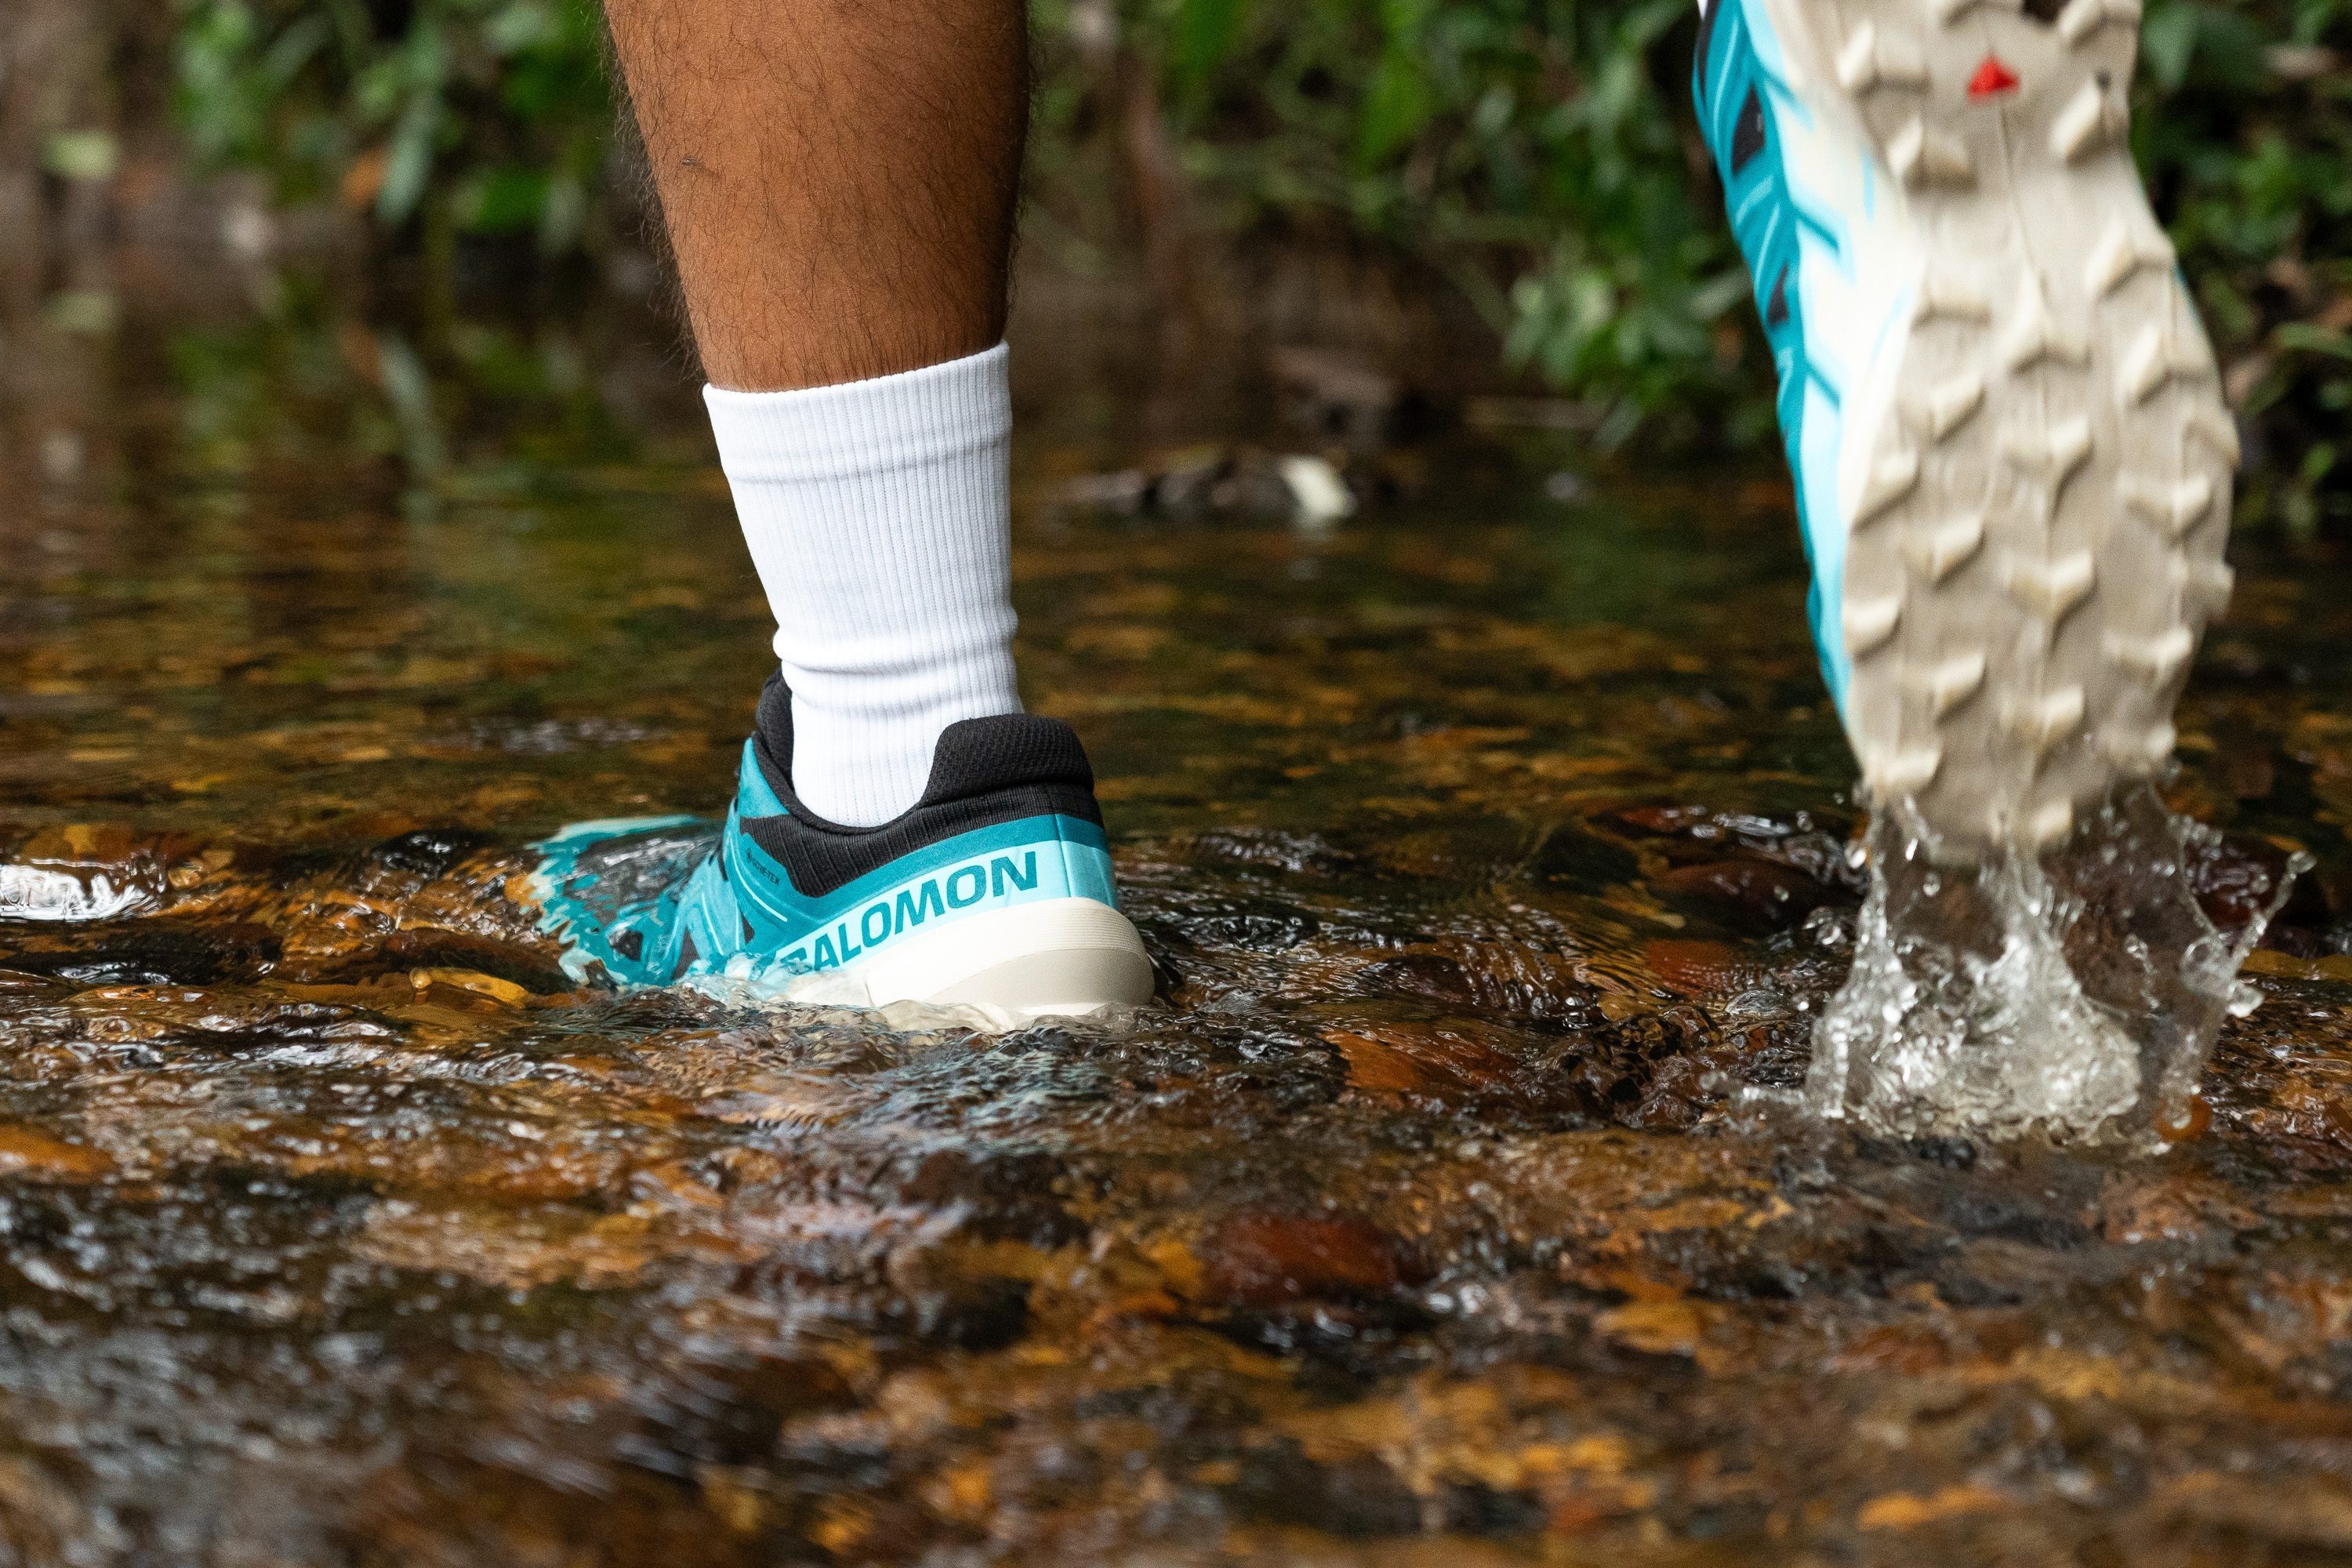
[704,343,1022,829]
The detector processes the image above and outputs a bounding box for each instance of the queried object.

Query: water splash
[1804,784,2302,1148]
[0,864,151,921]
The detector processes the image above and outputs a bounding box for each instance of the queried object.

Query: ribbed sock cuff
[704,343,1012,485]
[704,343,1022,829]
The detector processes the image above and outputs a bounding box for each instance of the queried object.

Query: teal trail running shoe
[530,678,1153,1019]
[1696,0,2238,854]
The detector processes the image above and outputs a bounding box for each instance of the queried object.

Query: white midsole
[696,897,1154,1022]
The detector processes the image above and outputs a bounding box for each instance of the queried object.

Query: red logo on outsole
[1968,55,2021,98]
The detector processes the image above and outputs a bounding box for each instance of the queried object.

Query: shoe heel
[856,896,1153,1018]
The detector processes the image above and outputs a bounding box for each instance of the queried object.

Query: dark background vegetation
[2,0,2348,523]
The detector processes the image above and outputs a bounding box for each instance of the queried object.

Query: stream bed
[6,308,2352,1563]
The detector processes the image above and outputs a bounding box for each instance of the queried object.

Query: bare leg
[604,0,1029,392]
[599,0,1034,832]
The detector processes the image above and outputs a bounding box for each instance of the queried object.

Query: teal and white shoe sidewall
[680,741,1151,1017]
[529,743,1153,1018]
[712,809,1134,993]
[1702,0,1925,737]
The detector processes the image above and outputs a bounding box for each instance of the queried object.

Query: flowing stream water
[1802,788,2301,1148]
[5,299,2352,1563]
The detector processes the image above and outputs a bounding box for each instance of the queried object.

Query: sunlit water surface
[6,310,2352,1563]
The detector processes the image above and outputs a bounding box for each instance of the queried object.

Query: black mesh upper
[740,675,1105,900]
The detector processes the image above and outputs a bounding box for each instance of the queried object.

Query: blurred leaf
[2144,0,2201,90]
[260,13,330,85]
[540,169,587,253]
[485,1,553,54]
[463,165,550,232]
[2278,323,2352,361]
[42,131,121,182]
[1356,47,1434,168]
[1172,0,1250,89]
[377,96,440,223]
[42,292,120,336]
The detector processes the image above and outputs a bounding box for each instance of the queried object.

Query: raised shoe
[1695,0,2237,853]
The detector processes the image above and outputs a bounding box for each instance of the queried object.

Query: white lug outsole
[1788,0,2236,855]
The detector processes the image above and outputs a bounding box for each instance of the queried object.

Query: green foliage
[1109,0,1751,444]
[1105,0,2352,500]
[172,0,609,249]
[2132,0,2352,530]
[168,0,2352,517]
